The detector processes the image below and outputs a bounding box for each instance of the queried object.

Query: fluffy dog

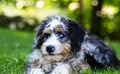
[25,15,120,74]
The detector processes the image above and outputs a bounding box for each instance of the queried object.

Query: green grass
[0,28,34,74]
[0,28,120,74]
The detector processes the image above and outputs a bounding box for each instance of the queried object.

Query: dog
[25,15,120,74]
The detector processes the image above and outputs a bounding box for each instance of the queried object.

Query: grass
[0,28,120,74]
[0,28,34,74]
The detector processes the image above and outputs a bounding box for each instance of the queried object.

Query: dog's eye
[57,32,65,39]
[44,33,50,39]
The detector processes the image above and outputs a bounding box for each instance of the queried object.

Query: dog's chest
[41,62,62,73]
[41,55,73,73]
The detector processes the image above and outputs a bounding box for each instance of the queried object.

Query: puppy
[25,15,120,74]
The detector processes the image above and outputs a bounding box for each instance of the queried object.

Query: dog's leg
[26,67,45,74]
[25,49,45,74]
[69,51,90,72]
[50,63,72,74]
[69,59,90,72]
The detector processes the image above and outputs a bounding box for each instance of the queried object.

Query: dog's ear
[35,21,48,38]
[67,19,86,52]
[34,20,47,49]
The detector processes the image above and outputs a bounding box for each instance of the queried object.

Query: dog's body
[25,16,120,74]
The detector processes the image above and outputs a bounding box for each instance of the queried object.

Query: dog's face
[34,16,85,62]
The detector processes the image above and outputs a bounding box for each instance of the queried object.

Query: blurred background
[0,0,120,40]
[0,0,120,73]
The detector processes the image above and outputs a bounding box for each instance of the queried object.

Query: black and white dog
[26,15,120,74]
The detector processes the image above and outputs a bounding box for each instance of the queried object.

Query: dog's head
[34,16,85,62]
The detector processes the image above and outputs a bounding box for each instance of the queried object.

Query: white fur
[82,41,98,56]
[28,49,44,64]
[41,33,62,55]
[46,19,67,31]
[28,63,72,74]
[50,63,72,74]
[29,68,45,74]
[48,19,61,29]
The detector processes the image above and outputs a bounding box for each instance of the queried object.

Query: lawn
[0,28,34,74]
[0,28,120,74]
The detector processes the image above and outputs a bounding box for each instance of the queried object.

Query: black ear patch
[34,20,48,49]
[67,19,86,52]
[34,25,45,49]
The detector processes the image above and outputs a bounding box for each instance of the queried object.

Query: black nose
[46,45,55,54]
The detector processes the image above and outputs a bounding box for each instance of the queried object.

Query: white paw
[30,68,45,74]
[50,63,72,74]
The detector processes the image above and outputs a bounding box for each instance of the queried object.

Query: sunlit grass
[107,41,120,58]
[0,28,120,74]
[0,28,34,73]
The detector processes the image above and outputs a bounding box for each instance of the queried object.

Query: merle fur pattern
[84,34,120,69]
[66,17,120,69]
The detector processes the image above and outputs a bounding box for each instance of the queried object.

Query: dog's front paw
[50,63,72,74]
[42,63,52,72]
[30,68,45,74]
[69,59,90,72]
[69,59,81,72]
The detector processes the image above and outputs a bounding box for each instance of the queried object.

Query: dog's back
[83,34,120,69]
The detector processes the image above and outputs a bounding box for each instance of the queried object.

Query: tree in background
[90,0,104,38]
[0,0,120,40]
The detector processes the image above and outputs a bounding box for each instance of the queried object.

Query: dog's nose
[46,45,55,54]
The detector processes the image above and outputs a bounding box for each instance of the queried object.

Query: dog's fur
[25,15,120,74]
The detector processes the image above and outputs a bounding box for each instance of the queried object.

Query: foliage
[0,0,120,40]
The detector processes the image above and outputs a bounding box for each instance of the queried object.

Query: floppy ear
[35,26,44,38]
[34,20,47,49]
[67,19,86,52]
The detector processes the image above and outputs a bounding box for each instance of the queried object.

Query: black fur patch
[67,19,85,52]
